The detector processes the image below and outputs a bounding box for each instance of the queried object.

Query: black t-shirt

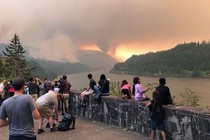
[27,82,39,96]
[156,85,172,105]
[89,79,96,90]
[150,100,163,122]
[98,80,110,93]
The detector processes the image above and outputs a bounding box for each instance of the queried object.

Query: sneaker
[38,129,44,134]
[50,128,54,132]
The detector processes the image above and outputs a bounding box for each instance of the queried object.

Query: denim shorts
[150,119,164,131]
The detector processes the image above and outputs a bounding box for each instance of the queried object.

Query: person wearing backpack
[146,90,167,140]
[98,74,110,96]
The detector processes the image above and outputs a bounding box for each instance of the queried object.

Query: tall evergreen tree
[3,34,30,78]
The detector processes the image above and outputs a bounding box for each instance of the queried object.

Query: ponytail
[132,84,135,95]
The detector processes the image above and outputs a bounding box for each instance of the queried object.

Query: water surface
[67,70,210,106]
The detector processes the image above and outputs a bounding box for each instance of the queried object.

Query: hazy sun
[114,44,149,61]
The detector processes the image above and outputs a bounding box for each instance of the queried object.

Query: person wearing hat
[0,78,40,140]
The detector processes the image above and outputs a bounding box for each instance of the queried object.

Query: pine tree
[3,34,30,79]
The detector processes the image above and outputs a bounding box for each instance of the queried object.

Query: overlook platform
[0,118,147,140]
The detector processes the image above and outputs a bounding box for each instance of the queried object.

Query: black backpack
[58,113,76,131]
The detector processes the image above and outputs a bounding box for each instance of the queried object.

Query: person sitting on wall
[79,74,97,107]
[98,74,110,96]
[146,90,167,140]
[156,78,173,105]
[121,80,131,99]
[132,77,150,101]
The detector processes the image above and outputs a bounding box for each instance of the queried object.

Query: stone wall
[70,91,210,140]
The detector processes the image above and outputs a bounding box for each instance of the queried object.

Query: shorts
[150,119,164,131]
[30,94,38,101]
[81,89,94,96]
[121,89,131,98]
[36,104,52,119]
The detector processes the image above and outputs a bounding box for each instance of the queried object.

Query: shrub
[110,82,121,96]
[179,88,202,107]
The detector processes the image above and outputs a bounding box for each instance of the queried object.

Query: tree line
[111,41,210,78]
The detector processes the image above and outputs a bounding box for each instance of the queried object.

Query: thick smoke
[0,0,210,61]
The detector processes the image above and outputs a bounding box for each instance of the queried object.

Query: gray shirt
[36,91,58,109]
[0,94,36,137]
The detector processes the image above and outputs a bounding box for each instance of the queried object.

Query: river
[67,70,210,107]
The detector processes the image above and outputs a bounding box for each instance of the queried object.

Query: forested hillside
[0,42,92,80]
[111,41,210,77]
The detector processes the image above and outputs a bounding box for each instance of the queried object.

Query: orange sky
[1,0,210,62]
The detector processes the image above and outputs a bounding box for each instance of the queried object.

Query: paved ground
[0,118,148,140]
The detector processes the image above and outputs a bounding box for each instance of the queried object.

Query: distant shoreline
[110,71,210,79]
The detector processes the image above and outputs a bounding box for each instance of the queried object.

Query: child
[121,80,131,99]
[146,90,166,140]
[133,77,150,101]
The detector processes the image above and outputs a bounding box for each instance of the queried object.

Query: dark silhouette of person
[98,74,110,96]
[156,78,173,105]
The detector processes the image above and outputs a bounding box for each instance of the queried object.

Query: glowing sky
[0,0,210,62]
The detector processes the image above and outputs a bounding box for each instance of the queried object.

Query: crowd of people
[0,73,173,140]
[78,74,172,140]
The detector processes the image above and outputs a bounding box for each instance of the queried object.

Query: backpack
[58,113,76,131]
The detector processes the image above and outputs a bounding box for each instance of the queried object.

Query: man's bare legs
[38,117,44,134]
[38,116,54,134]
[151,131,167,140]
[48,116,54,132]
[161,131,167,140]
[151,131,155,140]
[80,92,86,105]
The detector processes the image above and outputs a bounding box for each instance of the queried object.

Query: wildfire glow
[80,45,102,52]
[114,44,151,61]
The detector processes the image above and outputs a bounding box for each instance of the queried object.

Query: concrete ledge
[70,90,210,140]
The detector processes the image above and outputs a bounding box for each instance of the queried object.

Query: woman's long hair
[132,77,140,95]
[100,74,106,81]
